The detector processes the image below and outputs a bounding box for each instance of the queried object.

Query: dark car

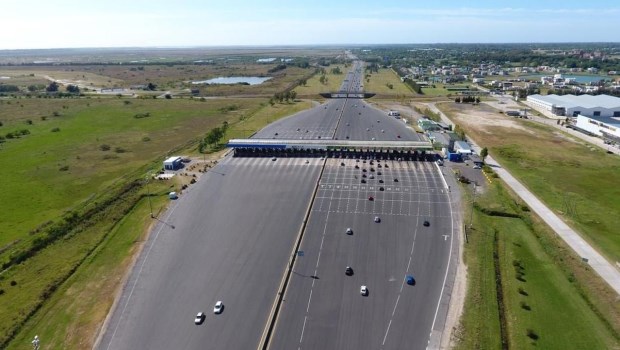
[368,196,374,201]
[423,220,430,227]
[355,165,360,169]
[377,171,382,175]
[362,174,367,178]
[341,162,345,166]
[345,266,354,276]
[406,275,415,285]
[379,187,385,191]
[394,178,399,182]
[361,179,366,184]
[362,168,367,172]
[379,179,384,183]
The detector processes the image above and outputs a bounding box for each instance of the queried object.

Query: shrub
[99,144,111,151]
[0,289,4,296]
[59,165,69,171]
[520,301,531,310]
[526,329,539,340]
[142,136,151,142]
[51,127,60,132]
[9,281,16,287]
[114,147,127,153]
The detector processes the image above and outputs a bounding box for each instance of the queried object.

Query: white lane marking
[382,319,393,346]
[299,316,308,343]
[426,167,455,350]
[382,161,423,348]
[105,200,181,350]
[299,176,335,346]
[306,289,313,313]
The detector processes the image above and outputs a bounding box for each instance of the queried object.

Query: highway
[98,157,324,350]
[97,60,456,350]
[269,158,452,350]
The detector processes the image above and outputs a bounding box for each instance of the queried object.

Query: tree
[289,90,297,101]
[147,82,157,91]
[480,147,488,163]
[66,84,80,94]
[46,81,59,92]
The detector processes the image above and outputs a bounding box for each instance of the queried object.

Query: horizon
[1,0,619,50]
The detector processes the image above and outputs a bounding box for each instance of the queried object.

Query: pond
[191,76,271,85]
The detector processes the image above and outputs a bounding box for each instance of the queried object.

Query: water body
[523,74,609,83]
[191,76,271,85]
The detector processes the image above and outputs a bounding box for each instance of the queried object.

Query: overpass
[227,138,436,160]
[319,92,376,99]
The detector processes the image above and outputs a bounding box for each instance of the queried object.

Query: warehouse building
[574,115,620,142]
[526,94,620,117]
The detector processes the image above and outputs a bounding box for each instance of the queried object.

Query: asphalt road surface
[98,61,455,350]
[98,157,323,350]
[269,158,453,350]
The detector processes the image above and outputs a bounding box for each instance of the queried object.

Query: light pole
[145,173,154,218]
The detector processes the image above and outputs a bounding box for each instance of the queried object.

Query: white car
[360,285,368,296]
[473,165,482,169]
[214,301,224,314]
[195,312,205,325]
[374,216,380,223]
[346,227,353,235]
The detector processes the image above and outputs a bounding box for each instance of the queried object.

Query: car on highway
[345,266,354,276]
[195,312,205,325]
[346,227,353,235]
[271,157,277,161]
[406,275,416,285]
[423,220,430,227]
[360,285,368,296]
[214,301,224,314]
[374,216,380,223]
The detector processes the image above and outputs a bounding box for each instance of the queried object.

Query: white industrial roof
[529,94,620,109]
[163,156,182,163]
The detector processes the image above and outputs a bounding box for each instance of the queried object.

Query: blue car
[406,275,415,285]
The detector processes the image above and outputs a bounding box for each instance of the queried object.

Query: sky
[0,0,619,50]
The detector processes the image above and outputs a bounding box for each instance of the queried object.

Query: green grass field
[0,97,261,249]
[363,68,412,96]
[0,93,315,348]
[294,65,347,97]
[456,181,619,349]
[438,102,620,263]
